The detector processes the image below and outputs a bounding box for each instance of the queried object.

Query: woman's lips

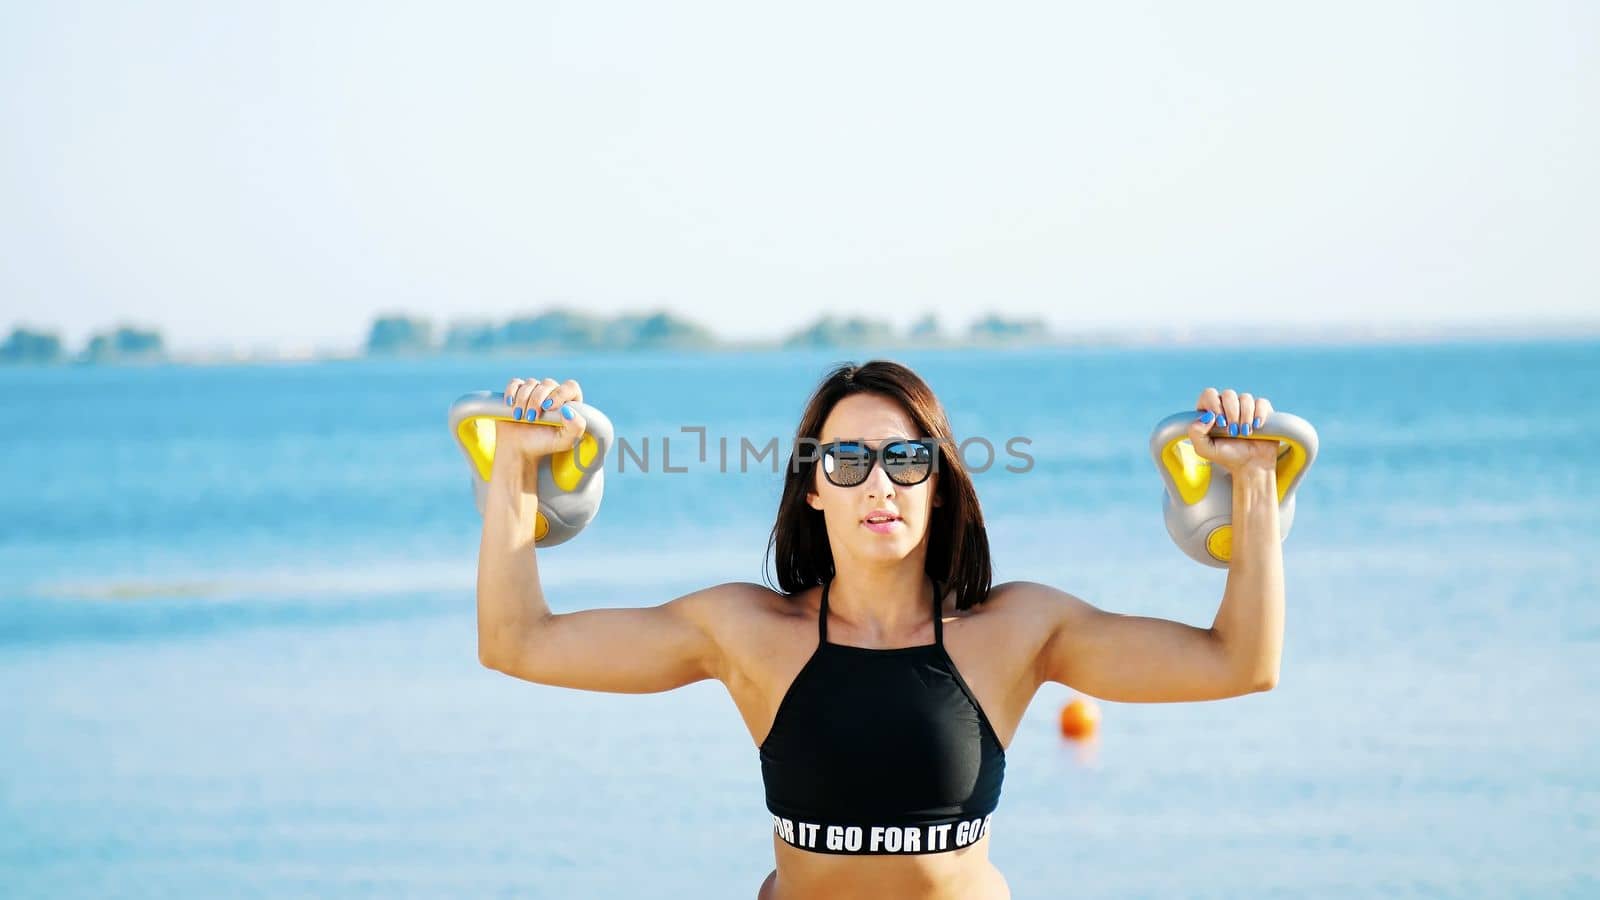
[862,518,901,534]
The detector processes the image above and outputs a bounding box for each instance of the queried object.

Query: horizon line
[5,317,1599,368]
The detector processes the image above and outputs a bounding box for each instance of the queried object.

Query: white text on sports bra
[771,814,993,853]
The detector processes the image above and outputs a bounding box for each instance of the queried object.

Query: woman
[477,360,1284,900]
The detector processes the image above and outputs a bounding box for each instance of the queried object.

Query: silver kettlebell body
[1148,411,1319,567]
[448,392,615,547]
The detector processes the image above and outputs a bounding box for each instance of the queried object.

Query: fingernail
[1229,423,1239,437]
[1198,411,1216,425]
[1253,417,1262,429]
[1219,415,1227,427]
[561,405,574,419]
[514,407,523,420]
[542,398,554,409]
[505,394,512,406]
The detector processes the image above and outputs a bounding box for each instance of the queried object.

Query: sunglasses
[819,439,939,487]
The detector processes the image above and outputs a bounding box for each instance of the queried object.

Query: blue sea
[2,341,1596,899]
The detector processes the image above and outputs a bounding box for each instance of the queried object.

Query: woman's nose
[864,460,896,497]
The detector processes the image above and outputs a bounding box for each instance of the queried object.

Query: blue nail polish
[514,407,523,420]
[1253,417,1262,429]
[561,404,574,419]
[1219,415,1227,427]
[542,398,554,409]
[1229,423,1239,437]
[1198,411,1216,425]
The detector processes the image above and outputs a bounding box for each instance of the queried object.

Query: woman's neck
[825,566,933,641]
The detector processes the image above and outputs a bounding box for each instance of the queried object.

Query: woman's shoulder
[691,580,808,609]
[686,581,815,633]
[967,580,1081,627]
[687,582,820,676]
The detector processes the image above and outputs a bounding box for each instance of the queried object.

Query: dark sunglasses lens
[882,441,933,484]
[824,443,871,486]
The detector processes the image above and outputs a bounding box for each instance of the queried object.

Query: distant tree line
[1,309,1054,365]
[367,309,1052,355]
[1,325,165,365]
[777,312,1050,349]
[368,309,721,355]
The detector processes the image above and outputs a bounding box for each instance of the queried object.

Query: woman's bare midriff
[756,832,1011,900]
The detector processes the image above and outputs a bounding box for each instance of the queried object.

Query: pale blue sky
[2,1,1595,352]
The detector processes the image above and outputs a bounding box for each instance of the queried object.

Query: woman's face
[806,393,941,563]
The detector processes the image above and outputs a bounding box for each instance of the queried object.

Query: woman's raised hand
[1186,386,1279,473]
[495,377,589,463]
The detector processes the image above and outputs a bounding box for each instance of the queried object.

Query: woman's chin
[851,536,916,560]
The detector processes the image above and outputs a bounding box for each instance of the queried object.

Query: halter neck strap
[818,577,830,642]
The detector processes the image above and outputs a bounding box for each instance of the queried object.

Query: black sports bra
[757,575,1006,855]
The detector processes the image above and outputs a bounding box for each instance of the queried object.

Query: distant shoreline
[102,319,1600,367]
[5,316,1598,368]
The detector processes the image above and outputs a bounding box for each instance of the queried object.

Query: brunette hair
[764,360,993,610]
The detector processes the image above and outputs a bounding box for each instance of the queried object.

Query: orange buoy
[1058,697,1100,740]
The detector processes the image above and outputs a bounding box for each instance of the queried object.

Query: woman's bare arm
[475,431,728,693]
[1031,462,1284,702]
